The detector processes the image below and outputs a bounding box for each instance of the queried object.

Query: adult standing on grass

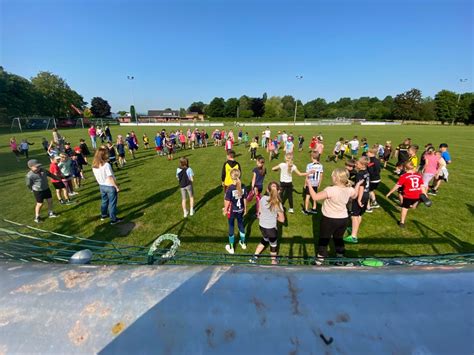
[177,157,195,218]
[305,168,361,265]
[88,124,97,149]
[25,159,59,223]
[92,147,122,225]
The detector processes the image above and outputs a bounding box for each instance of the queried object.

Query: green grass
[1,125,473,259]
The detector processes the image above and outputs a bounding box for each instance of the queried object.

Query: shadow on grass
[466,203,474,216]
[194,185,223,212]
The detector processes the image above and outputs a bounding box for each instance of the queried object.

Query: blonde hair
[92,147,109,168]
[331,168,352,187]
[266,181,283,212]
[357,156,369,168]
[230,169,242,197]
[285,153,294,175]
[404,161,415,171]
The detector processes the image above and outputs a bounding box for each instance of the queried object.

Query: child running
[10,137,20,162]
[272,153,310,213]
[249,181,285,265]
[177,157,194,218]
[250,156,266,217]
[382,141,392,169]
[223,169,247,254]
[143,134,150,149]
[221,150,242,193]
[116,135,126,167]
[386,161,431,227]
[344,156,370,244]
[302,151,324,215]
[126,133,138,159]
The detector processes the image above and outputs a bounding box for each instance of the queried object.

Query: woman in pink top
[88,125,97,149]
[421,146,439,188]
[306,168,361,264]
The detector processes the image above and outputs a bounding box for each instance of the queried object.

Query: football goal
[11,117,57,132]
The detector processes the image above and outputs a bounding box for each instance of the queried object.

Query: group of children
[16,125,453,263]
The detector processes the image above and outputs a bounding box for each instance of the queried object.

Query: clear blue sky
[1,0,473,113]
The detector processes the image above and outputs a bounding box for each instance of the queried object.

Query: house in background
[185,112,205,120]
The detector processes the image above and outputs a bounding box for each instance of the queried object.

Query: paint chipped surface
[68,320,90,346]
[81,301,111,319]
[11,277,59,295]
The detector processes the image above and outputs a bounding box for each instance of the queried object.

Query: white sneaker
[48,212,58,218]
[183,210,188,218]
[225,244,235,254]
[239,240,247,250]
[190,208,194,216]
[288,208,294,214]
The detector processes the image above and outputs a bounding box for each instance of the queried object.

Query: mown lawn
[1,124,473,258]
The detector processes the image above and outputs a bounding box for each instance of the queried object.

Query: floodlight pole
[294,75,303,125]
[127,75,137,125]
[452,78,468,126]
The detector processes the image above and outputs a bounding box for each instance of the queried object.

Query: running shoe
[100,215,107,221]
[48,212,58,218]
[110,218,123,225]
[301,209,310,216]
[366,208,373,213]
[225,244,235,254]
[34,217,41,223]
[239,240,247,250]
[371,202,380,209]
[190,208,194,216]
[288,208,294,214]
[428,190,437,196]
[398,222,405,228]
[310,208,318,214]
[249,255,258,264]
[183,210,188,218]
[343,235,358,244]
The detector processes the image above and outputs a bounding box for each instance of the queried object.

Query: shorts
[119,153,125,158]
[33,189,52,203]
[351,149,358,156]
[401,197,420,209]
[369,182,379,192]
[156,146,162,151]
[52,181,65,190]
[255,185,263,194]
[180,184,193,199]
[422,173,435,187]
[304,185,318,195]
[259,226,278,247]
[351,194,369,216]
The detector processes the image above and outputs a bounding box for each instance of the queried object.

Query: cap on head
[27,159,41,168]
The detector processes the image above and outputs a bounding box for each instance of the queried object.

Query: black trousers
[280,182,293,209]
[318,215,348,257]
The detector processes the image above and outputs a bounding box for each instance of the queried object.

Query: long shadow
[194,185,223,212]
[288,236,309,264]
[122,186,181,220]
[466,203,474,216]
[376,181,401,223]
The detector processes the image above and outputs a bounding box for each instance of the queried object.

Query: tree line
[193,88,473,124]
[0,67,112,125]
[1,66,472,125]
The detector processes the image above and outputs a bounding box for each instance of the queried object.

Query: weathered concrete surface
[0,262,473,354]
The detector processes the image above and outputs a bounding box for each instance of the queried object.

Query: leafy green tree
[239,109,254,118]
[456,93,474,124]
[263,96,283,118]
[281,95,295,117]
[419,97,436,121]
[250,97,265,117]
[117,110,127,117]
[84,108,93,118]
[31,71,85,117]
[468,100,474,125]
[0,67,38,123]
[188,101,205,114]
[434,90,457,124]
[206,97,225,117]
[224,98,239,117]
[179,108,187,117]
[90,97,111,117]
[392,88,422,122]
[304,98,327,118]
[239,95,251,111]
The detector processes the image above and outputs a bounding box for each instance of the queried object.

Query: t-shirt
[264,130,271,138]
[397,144,410,162]
[49,162,62,183]
[306,162,323,186]
[334,141,342,152]
[355,169,370,194]
[176,167,194,187]
[225,184,247,214]
[367,157,381,182]
[282,133,288,142]
[349,140,359,150]
[397,172,424,199]
[441,151,451,163]
[155,136,162,146]
[88,127,96,136]
[424,154,439,174]
[250,142,258,149]
[408,155,418,169]
[59,160,73,177]
[279,163,297,183]
[259,195,283,229]
[92,163,115,186]
[252,167,266,188]
[285,141,294,152]
[322,186,355,219]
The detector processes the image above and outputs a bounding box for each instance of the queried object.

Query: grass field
[1,124,473,259]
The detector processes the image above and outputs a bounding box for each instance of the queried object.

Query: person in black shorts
[25,159,60,223]
[345,157,370,244]
[366,147,381,211]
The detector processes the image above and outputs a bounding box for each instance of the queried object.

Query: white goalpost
[11,117,57,132]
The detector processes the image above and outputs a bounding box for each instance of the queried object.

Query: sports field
[1,124,473,258]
